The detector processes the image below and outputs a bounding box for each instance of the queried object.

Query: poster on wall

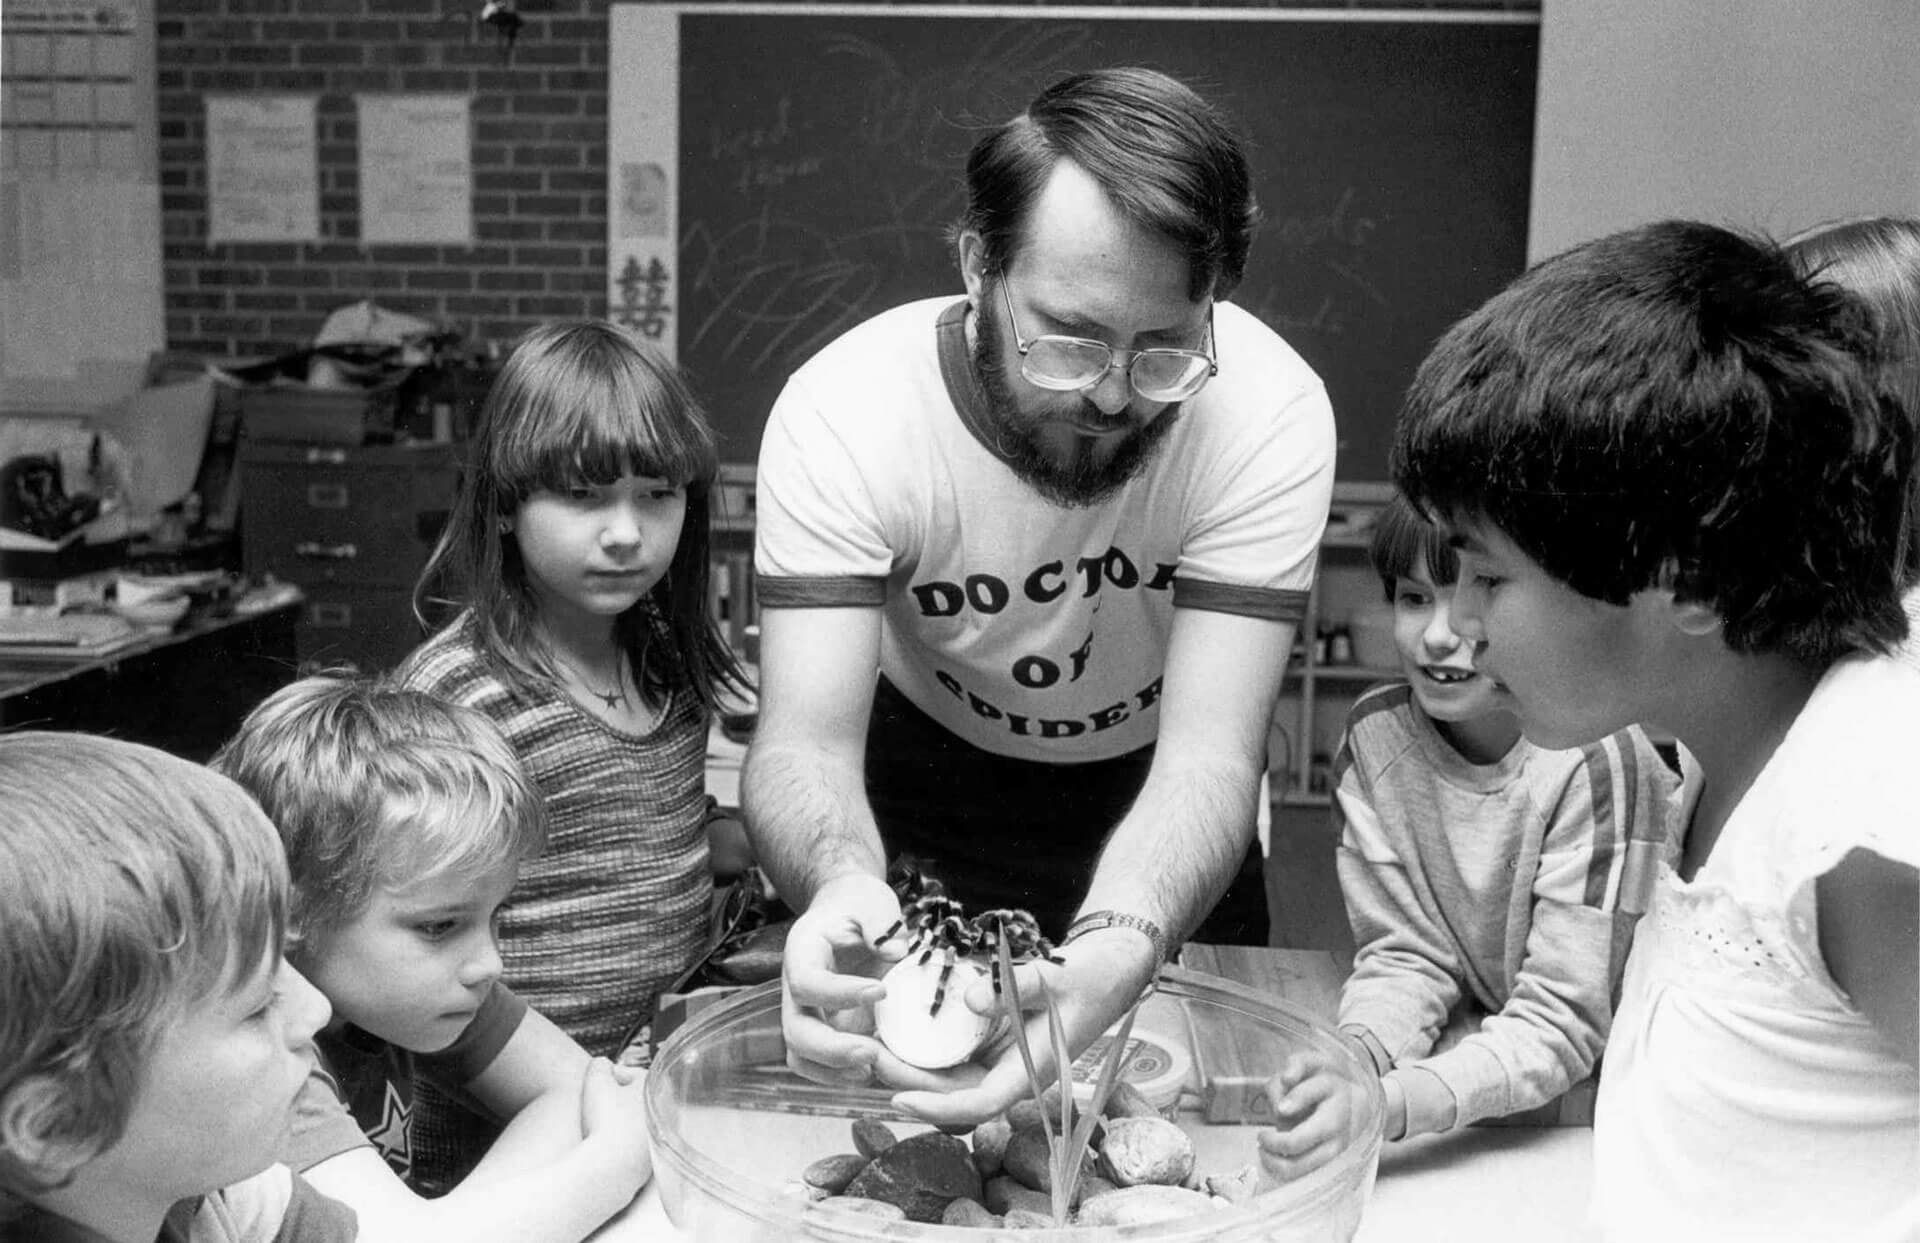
[1,0,161,407]
[1,0,147,175]
[206,94,319,243]
[606,9,677,352]
[357,93,472,246]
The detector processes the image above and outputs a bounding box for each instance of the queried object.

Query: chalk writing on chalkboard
[610,7,1538,481]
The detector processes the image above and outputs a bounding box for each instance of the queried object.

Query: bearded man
[743,67,1335,1125]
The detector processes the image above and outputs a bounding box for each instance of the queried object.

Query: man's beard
[970,300,1179,509]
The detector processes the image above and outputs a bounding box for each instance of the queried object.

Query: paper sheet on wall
[206,94,319,244]
[0,168,162,404]
[1,0,162,408]
[2,0,146,178]
[357,94,472,246]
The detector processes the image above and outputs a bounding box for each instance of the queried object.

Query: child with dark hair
[398,318,752,1180]
[1393,219,1918,1239]
[1259,497,1681,1176]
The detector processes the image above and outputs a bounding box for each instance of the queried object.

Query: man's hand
[781,873,942,1088]
[888,925,1159,1128]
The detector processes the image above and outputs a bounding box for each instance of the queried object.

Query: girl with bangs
[397,320,751,1185]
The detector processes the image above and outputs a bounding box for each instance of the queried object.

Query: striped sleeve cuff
[755,574,888,608]
[1171,579,1310,624]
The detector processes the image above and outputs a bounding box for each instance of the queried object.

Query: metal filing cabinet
[240,441,459,672]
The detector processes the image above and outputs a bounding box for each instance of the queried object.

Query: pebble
[801,1152,870,1195]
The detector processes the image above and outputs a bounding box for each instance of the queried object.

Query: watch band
[1063,909,1170,966]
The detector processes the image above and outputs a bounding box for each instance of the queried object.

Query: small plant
[995,933,1145,1225]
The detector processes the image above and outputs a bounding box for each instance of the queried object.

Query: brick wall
[157,0,608,355]
[156,0,1536,357]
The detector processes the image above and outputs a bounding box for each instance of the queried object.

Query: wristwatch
[1063,909,1171,967]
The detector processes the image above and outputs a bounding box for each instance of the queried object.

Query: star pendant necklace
[563,650,627,711]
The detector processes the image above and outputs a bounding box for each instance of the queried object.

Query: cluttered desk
[0,573,304,760]
[2,301,498,747]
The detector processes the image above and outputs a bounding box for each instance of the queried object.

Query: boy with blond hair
[212,673,655,1241]
[0,731,352,1243]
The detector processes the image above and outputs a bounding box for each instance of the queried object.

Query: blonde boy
[0,731,351,1243]
[212,674,654,1242]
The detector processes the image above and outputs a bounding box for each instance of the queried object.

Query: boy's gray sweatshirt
[1331,681,1684,1137]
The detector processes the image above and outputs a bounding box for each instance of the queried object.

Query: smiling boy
[1324,496,1683,1143]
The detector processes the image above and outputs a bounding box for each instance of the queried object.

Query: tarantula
[875,890,1064,1017]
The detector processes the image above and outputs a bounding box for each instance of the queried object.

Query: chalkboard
[607,7,1538,482]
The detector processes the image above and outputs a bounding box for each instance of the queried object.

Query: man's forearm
[741,741,887,908]
[1078,756,1262,951]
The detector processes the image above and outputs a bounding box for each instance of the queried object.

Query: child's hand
[1255,1048,1377,1186]
[580,1056,653,1192]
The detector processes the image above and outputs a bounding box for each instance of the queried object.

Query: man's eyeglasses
[999,276,1218,404]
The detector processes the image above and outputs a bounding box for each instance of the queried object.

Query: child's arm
[301,1011,651,1243]
[1331,751,1462,1070]
[460,1006,644,1174]
[1380,729,1667,1137]
[301,1060,646,1243]
[1817,847,1919,1066]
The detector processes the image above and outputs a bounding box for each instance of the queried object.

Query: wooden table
[595,947,1594,1241]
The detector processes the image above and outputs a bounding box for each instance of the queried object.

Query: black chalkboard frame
[607,4,1539,482]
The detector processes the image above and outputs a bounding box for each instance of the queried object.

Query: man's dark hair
[954,66,1258,301]
[1392,219,1913,667]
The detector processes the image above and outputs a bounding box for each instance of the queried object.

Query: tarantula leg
[873,918,907,948]
[930,947,958,1017]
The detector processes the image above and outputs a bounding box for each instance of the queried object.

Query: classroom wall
[1530,0,1920,261]
[156,0,614,356]
[146,0,1920,356]
[153,0,1536,358]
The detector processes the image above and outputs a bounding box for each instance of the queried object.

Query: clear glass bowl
[644,965,1383,1241]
